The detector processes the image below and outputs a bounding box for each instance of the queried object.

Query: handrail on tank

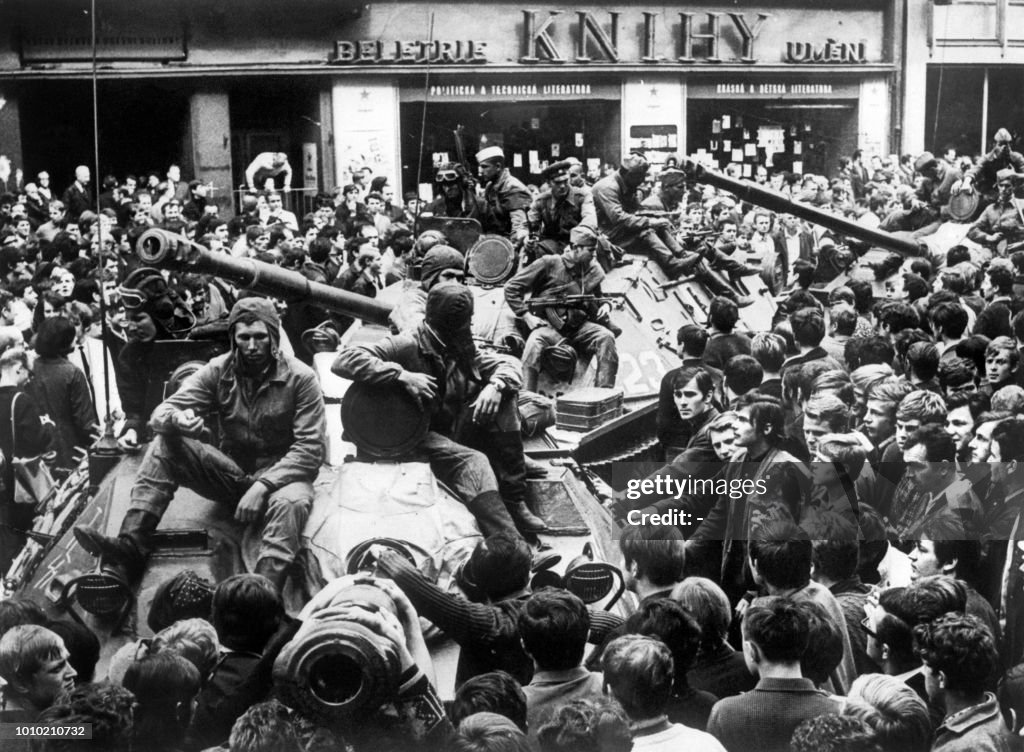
[136,228,394,327]
[682,160,925,258]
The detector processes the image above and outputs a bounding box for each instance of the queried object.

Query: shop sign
[784,39,867,64]
[332,9,882,67]
[689,80,860,99]
[400,80,618,101]
[333,40,488,64]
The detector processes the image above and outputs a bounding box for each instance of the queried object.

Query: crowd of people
[1,130,1024,752]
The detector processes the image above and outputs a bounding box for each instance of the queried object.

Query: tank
[6,228,623,708]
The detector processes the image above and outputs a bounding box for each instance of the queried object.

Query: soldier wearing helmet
[504,224,618,392]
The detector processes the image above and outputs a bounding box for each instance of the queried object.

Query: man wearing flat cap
[526,160,597,253]
[961,128,1024,201]
[76,297,327,592]
[505,224,619,392]
[476,146,532,241]
[967,168,1024,254]
[592,152,691,278]
[334,283,547,536]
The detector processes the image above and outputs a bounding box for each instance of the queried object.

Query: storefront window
[686,100,858,177]
[924,67,984,158]
[399,98,620,191]
[986,69,1024,150]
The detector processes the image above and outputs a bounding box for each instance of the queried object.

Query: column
[188,90,233,216]
[0,91,24,184]
[621,76,685,161]
[859,76,891,157]
[331,78,400,193]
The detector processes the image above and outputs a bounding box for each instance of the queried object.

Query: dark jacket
[332,323,521,437]
[527,187,596,242]
[26,356,96,469]
[480,170,531,236]
[707,677,842,752]
[377,548,533,686]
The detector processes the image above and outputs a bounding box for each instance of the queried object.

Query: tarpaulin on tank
[299,461,481,591]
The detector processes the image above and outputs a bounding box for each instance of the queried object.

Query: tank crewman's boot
[73,509,159,582]
[255,557,291,593]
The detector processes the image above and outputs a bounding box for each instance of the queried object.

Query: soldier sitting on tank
[957,127,1024,205]
[640,166,687,214]
[882,152,962,236]
[592,152,691,277]
[966,168,1024,255]
[504,225,618,393]
[526,160,597,256]
[332,283,547,537]
[476,146,532,243]
[75,297,327,593]
[423,162,481,221]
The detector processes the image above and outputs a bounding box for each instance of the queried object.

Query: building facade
[904,0,1024,158]
[0,0,901,206]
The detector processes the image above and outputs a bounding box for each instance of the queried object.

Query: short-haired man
[812,540,876,675]
[604,635,728,752]
[707,599,841,752]
[585,524,688,669]
[782,308,843,375]
[908,537,1000,642]
[914,614,1012,752]
[688,395,809,600]
[723,355,763,406]
[751,333,786,399]
[656,364,718,462]
[898,425,980,538]
[375,531,534,685]
[0,625,76,723]
[748,528,857,695]
[702,297,752,371]
[517,589,603,741]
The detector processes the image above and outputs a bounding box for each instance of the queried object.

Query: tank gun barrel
[137,228,393,327]
[682,160,923,258]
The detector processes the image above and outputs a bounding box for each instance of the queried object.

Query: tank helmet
[118,267,196,336]
[435,162,467,184]
[541,341,578,380]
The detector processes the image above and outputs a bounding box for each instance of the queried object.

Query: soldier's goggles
[436,170,461,183]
